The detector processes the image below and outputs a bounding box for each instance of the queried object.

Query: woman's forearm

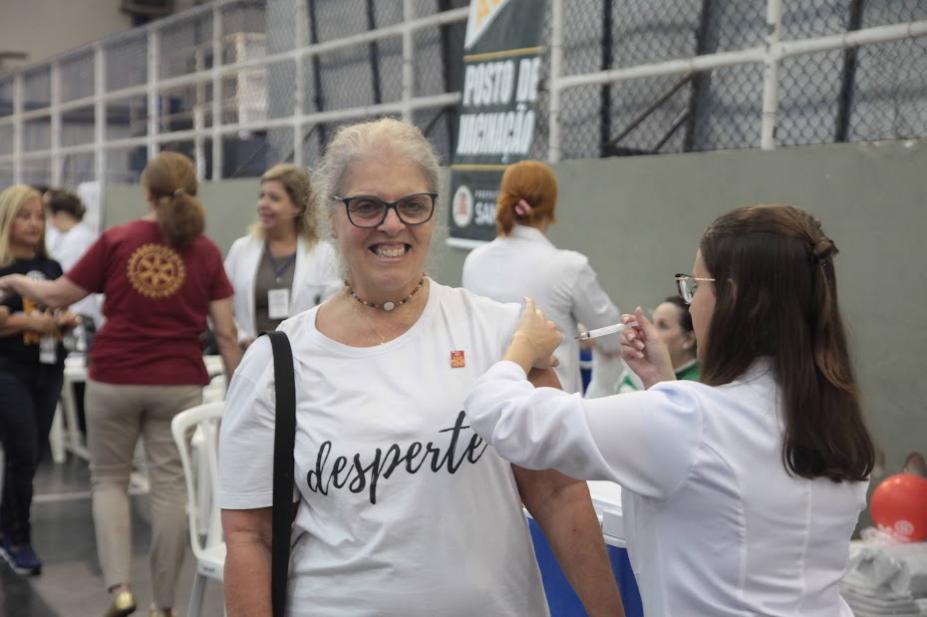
[1,274,88,309]
[518,469,625,617]
[224,536,273,617]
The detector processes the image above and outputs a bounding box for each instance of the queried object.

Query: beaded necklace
[344,275,425,312]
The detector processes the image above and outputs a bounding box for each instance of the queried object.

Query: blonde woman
[0,152,241,617]
[0,185,78,577]
[224,164,340,349]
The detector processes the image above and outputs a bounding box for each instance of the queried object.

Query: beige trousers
[86,379,202,609]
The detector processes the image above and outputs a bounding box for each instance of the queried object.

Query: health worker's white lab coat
[223,234,341,341]
[465,359,868,617]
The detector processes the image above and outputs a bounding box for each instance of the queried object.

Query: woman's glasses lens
[402,195,434,221]
[675,275,695,303]
[344,194,435,228]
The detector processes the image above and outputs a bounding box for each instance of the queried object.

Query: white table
[588,480,626,548]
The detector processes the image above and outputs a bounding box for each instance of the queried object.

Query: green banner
[448,0,547,244]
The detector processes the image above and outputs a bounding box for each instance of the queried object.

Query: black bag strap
[262,331,296,617]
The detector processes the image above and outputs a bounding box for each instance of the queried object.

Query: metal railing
[0,0,469,186]
[1,0,926,190]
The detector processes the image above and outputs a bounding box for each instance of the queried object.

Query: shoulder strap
[262,330,296,617]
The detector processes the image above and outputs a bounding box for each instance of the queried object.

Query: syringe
[574,322,631,341]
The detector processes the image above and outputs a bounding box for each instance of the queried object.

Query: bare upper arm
[222,507,273,547]
[514,464,588,515]
[528,367,561,389]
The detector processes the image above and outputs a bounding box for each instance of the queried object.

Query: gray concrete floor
[0,457,224,617]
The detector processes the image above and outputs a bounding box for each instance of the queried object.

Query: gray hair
[315,118,446,279]
[315,117,441,203]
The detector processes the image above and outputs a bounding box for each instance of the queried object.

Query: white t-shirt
[462,225,620,393]
[218,281,549,617]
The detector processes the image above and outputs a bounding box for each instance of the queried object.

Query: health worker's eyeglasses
[674,273,716,304]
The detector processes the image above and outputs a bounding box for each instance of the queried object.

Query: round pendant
[383,301,396,311]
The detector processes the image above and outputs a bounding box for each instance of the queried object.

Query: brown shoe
[103,590,137,617]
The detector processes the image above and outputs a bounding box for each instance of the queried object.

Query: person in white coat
[44,189,102,327]
[462,160,620,393]
[224,164,340,349]
[464,204,876,617]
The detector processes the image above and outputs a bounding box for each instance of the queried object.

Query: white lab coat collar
[736,357,773,384]
[226,234,315,340]
[508,224,555,247]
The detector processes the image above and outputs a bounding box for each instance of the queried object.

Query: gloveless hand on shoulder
[503,297,563,373]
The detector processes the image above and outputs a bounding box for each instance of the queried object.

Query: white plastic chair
[201,373,226,405]
[171,402,226,617]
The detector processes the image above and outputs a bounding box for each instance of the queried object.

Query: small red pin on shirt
[450,350,465,368]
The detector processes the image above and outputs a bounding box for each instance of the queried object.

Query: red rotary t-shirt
[66,220,234,385]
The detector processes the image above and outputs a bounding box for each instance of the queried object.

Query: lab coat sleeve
[584,352,625,398]
[465,360,704,500]
[222,238,251,343]
[570,259,621,354]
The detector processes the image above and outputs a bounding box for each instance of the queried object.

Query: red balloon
[870,473,927,542]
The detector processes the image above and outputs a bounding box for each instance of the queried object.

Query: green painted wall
[102,178,257,252]
[103,139,927,473]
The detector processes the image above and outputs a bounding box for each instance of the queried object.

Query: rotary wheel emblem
[127,243,186,298]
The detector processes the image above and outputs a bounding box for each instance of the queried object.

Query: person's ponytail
[157,187,205,247]
[141,152,204,247]
[495,193,518,236]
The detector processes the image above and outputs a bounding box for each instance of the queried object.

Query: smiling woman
[217,118,625,617]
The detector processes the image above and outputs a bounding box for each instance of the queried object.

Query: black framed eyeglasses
[332,193,438,228]
[674,273,716,304]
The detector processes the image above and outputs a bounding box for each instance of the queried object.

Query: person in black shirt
[0,185,78,576]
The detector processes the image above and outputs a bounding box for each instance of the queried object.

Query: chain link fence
[554,0,927,159]
[0,0,925,190]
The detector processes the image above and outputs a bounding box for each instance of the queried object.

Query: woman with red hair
[463,160,621,393]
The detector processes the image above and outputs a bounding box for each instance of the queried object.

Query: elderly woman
[224,164,340,349]
[218,119,624,617]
